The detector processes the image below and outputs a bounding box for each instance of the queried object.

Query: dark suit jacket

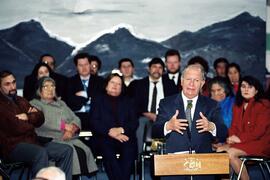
[152,93,227,153]
[129,76,178,116]
[162,73,181,90]
[66,74,104,111]
[90,94,138,140]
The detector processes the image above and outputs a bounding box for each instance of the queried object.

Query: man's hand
[166,110,188,134]
[16,113,28,121]
[227,135,241,144]
[143,112,157,122]
[196,112,215,133]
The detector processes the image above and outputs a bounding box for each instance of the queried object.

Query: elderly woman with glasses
[30,76,97,178]
[90,72,138,180]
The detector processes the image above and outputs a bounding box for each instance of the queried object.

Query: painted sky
[0,0,266,45]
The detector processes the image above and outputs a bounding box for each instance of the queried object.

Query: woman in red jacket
[217,75,270,180]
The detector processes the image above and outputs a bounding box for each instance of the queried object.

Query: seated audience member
[129,57,178,155]
[208,77,234,128]
[89,55,102,76]
[188,56,211,96]
[118,58,136,95]
[118,58,136,87]
[23,62,66,101]
[163,49,182,89]
[226,62,241,95]
[213,57,229,78]
[39,54,68,101]
[217,76,270,180]
[66,53,104,131]
[90,73,138,180]
[30,77,98,177]
[35,166,65,180]
[0,70,73,179]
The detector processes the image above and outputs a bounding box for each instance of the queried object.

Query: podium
[154,153,229,176]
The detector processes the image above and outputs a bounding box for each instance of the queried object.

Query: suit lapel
[173,93,185,119]
[194,95,205,121]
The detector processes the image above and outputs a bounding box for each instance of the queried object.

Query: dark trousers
[76,112,90,131]
[99,137,137,180]
[8,142,73,180]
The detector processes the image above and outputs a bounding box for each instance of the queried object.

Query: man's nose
[11,83,16,89]
[189,80,195,85]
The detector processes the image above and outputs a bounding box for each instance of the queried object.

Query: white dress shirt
[147,77,164,113]
[168,72,180,85]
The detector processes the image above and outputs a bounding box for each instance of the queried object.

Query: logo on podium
[183,157,202,171]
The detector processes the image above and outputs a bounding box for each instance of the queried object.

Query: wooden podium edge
[154,153,229,176]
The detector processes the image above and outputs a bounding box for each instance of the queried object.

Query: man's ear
[200,80,205,89]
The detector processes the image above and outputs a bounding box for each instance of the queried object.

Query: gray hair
[181,64,205,81]
[35,76,57,99]
[35,166,65,180]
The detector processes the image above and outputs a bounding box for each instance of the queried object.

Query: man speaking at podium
[152,64,227,180]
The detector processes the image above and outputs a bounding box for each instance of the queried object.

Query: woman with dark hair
[90,72,138,180]
[226,63,241,95]
[217,76,270,180]
[30,77,98,178]
[23,62,67,101]
[23,62,52,101]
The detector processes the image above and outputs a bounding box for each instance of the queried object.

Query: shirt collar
[181,91,198,106]
[80,75,90,81]
[168,72,179,79]
[149,76,162,83]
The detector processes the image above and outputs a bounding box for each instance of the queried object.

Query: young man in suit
[152,64,227,180]
[130,57,178,154]
[163,49,182,90]
[118,58,136,96]
[66,53,104,131]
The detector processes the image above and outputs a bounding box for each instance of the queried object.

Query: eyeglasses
[42,85,56,90]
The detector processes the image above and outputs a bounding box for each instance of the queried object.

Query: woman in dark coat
[90,72,138,180]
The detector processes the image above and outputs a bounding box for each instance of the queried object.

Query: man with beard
[130,58,178,154]
[163,49,182,90]
[0,70,73,179]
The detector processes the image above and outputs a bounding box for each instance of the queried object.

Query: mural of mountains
[0,12,266,88]
[0,20,74,87]
[162,12,266,80]
[58,27,169,76]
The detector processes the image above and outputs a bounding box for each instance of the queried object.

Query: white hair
[181,64,205,81]
[35,166,65,180]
